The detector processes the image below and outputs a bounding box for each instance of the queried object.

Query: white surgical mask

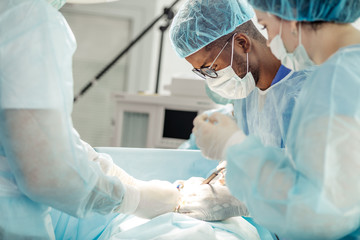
[46,0,66,9]
[269,22,314,71]
[206,35,256,99]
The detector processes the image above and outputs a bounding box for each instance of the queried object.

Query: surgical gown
[181,66,310,150]
[234,68,310,148]
[0,1,128,238]
[226,44,360,239]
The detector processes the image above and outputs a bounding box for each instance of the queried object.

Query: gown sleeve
[0,1,130,217]
[226,56,360,240]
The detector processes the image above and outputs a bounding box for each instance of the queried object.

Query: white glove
[114,179,180,219]
[193,112,246,160]
[81,140,180,219]
[133,180,180,219]
[177,180,249,221]
[114,177,180,219]
[108,165,180,219]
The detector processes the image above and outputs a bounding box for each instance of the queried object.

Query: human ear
[234,34,251,53]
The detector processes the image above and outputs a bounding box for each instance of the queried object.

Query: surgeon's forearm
[81,141,140,186]
[227,141,354,239]
[0,109,126,217]
[226,116,360,239]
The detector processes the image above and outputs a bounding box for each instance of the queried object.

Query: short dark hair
[205,20,267,51]
[301,21,330,31]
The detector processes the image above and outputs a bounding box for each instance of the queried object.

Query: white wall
[63,0,157,146]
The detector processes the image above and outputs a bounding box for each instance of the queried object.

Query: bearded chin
[234,52,259,84]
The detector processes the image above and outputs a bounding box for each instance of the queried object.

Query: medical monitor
[111,93,217,148]
[162,109,197,140]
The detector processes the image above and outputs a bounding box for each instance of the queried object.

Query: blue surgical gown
[181,65,310,150]
[234,68,310,148]
[226,44,360,240]
[0,1,128,238]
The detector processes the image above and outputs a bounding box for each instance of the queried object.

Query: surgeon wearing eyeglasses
[169,0,312,231]
[192,0,360,239]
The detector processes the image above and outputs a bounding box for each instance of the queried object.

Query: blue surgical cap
[169,0,254,58]
[248,0,360,23]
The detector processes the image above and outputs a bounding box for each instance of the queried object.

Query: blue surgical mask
[205,35,256,100]
[46,0,66,9]
[270,22,314,71]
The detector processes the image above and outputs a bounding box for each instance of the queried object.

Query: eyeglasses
[192,40,230,79]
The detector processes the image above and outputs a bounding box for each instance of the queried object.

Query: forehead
[185,44,225,68]
[254,9,267,20]
[255,9,278,22]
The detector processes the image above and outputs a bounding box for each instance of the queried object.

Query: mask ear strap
[231,33,236,67]
[246,52,249,73]
[298,22,302,45]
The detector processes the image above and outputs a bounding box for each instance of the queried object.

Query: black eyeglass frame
[191,35,235,79]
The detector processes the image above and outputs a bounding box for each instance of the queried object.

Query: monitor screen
[162,109,198,140]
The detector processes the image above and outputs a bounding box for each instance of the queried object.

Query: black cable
[155,8,175,94]
[74,0,181,102]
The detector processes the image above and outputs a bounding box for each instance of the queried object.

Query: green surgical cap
[249,0,360,23]
[169,0,254,58]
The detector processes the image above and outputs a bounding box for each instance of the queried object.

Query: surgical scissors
[201,167,225,184]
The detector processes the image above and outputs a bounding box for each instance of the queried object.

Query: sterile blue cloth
[169,0,254,58]
[109,213,261,240]
[226,44,360,239]
[51,210,123,240]
[0,1,127,238]
[248,0,360,23]
[96,147,218,183]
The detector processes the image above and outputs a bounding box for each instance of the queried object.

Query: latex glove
[108,167,180,219]
[115,179,180,219]
[174,177,205,190]
[178,183,249,221]
[193,112,246,160]
[134,180,180,219]
[81,141,180,218]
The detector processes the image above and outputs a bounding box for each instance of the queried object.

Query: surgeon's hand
[83,142,180,219]
[177,181,249,221]
[133,180,180,219]
[193,112,245,160]
[108,164,181,218]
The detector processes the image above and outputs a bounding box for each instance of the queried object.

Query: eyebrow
[199,55,214,68]
[200,62,211,68]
